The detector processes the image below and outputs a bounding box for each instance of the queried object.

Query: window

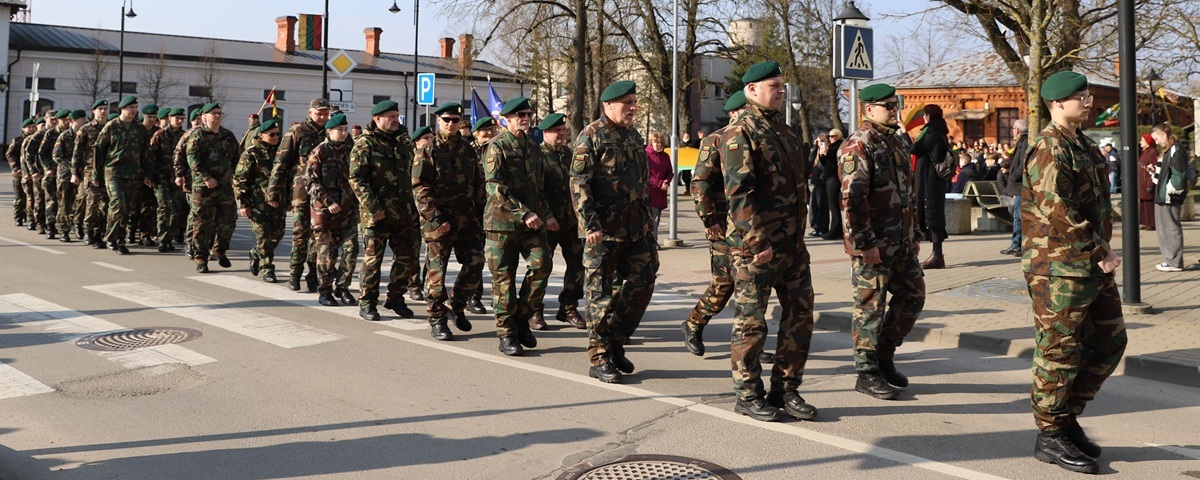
[996,108,1019,146]
[264,89,286,101]
[963,120,985,144]
[24,77,56,90]
[22,99,55,119]
[110,81,137,94]
[372,95,391,105]
[189,86,212,98]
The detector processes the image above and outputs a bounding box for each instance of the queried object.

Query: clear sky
[29,0,979,78]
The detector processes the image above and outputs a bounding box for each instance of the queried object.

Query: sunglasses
[869,102,898,111]
[513,111,533,118]
[440,117,462,123]
[265,132,280,138]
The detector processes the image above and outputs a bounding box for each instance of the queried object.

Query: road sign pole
[850,79,858,128]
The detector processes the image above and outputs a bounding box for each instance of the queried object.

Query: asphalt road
[1,198,1198,479]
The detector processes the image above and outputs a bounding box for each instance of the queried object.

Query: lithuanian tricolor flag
[298,14,323,51]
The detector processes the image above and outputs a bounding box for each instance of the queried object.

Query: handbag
[934,151,957,179]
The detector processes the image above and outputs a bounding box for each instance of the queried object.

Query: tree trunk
[830,75,845,132]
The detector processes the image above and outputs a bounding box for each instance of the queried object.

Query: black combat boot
[408,289,424,301]
[59,231,71,242]
[359,301,381,321]
[556,307,586,329]
[734,396,781,422]
[878,359,909,388]
[588,357,623,384]
[528,310,547,330]
[855,371,900,400]
[767,390,818,420]
[249,252,261,276]
[157,242,170,253]
[1034,431,1099,474]
[681,320,705,356]
[759,351,775,364]
[195,261,209,273]
[263,270,277,283]
[317,292,338,307]
[75,223,83,239]
[430,320,453,341]
[335,288,356,305]
[610,343,634,374]
[217,252,232,268]
[466,293,487,314]
[450,307,472,332]
[1064,416,1102,458]
[383,298,414,318]
[46,225,57,240]
[288,272,301,291]
[499,336,523,356]
[305,263,318,292]
[515,315,537,349]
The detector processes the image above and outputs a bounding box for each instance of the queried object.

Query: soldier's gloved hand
[705,223,725,240]
[861,246,882,265]
[373,210,386,221]
[71,174,80,185]
[545,217,560,232]
[753,245,774,265]
[1099,251,1121,274]
[586,231,603,244]
[205,177,218,189]
[328,203,342,215]
[239,207,250,218]
[523,212,544,230]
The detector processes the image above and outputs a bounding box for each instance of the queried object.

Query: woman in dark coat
[909,104,949,269]
[1137,133,1157,230]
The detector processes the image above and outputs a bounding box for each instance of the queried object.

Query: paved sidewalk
[654,193,1200,388]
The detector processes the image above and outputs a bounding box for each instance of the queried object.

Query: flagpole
[255,84,278,118]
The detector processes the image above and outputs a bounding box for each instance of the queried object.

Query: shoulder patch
[727,141,740,151]
[842,156,856,175]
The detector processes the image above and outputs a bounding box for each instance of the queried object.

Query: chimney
[458,34,474,68]
[438,37,455,59]
[275,16,297,54]
[364,27,383,57]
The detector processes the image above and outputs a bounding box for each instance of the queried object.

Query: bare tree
[196,40,227,104]
[139,46,182,107]
[72,37,111,106]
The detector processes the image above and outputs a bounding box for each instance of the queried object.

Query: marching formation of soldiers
[6,62,1121,474]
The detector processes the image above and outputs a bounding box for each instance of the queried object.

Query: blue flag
[470,88,490,127]
[488,81,506,126]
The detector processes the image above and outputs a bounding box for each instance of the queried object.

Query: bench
[962,180,1012,225]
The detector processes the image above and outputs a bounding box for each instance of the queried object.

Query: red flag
[266,88,278,118]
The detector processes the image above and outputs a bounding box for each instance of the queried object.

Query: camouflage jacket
[483,129,550,232]
[306,139,358,224]
[52,128,78,181]
[240,119,260,151]
[569,116,651,242]
[234,136,279,207]
[349,122,417,229]
[838,119,921,257]
[7,134,23,172]
[268,118,325,204]
[722,102,807,256]
[173,128,198,181]
[21,129,46,177]
[540,142,576,228]
[1021,121,1113,277]
[186,126,240,190]
[691,127,730,232]
[412,130,484,235]
[72,119,105,179]
[38,127,67,174]
[93,119,151,183]
[149,126,184,184]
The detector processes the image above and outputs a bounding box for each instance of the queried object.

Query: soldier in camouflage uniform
[7,119,34,227]
[132,104,161,245]
[240,113,262,151]
[37,110,70,239]
[483,97,555,355]
[837,83,926,402]
[307,114,360,307]
[464,116,499,315]
[537,113,586,329]
[570,80,659,384]
[148,108,187,252]
[52,110,87,242]
[93,96,152,254]
[268,98,330,292]
[412,102,485,341]
[349,101,420,320]
[235,119,285,282]
[22,114,52,233]
[682,91,746,357]
[406,126,432,303]
[719,63,817,422]
[1021,71,1123,474]
[186,102,240,272]
[174,109,203,257]
[73,100,110,247]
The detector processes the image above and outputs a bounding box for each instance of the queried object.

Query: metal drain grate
[559,455,741,480]
[76,327,203,351]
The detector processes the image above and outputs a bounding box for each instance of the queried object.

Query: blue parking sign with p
[417,73,436,106]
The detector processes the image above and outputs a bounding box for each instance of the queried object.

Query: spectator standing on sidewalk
[1137,133,1157,231]
[1151,123,1189,272]
[999,119,1028,256]
[808,133,829,237]
[645,132,674,246]
[909,104,949,269]
[1102,141,1119,194]
[820,129,844,241]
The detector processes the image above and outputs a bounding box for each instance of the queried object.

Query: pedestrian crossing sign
[834,24,874,80]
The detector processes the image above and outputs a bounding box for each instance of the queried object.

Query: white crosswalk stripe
[0,361,55,400]
[187,276,428,331]
[84,282,345,348]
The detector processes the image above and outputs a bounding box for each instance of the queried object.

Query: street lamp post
[833,1,869,127]
[665,0,682,248]
[322,0,330,99]
[388,0,420,126]
[118,0,137,97]
[1146,68,1162,127]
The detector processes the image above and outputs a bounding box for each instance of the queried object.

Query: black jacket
[1003,133,1028,197]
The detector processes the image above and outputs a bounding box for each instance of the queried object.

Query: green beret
[54,109,71,119]
[412,125,432,139]
[70,110,87,120]
[156,107,170,118]
[91,99,108,110]
[371,100,399,116]
[433,103,463,116]
[325,113,348,129]
[189,109,201,122]
[859,84,896,103]
[118,96,138,109]
[471,117,496,133]
[538,113,566,131]
[723,91,746,112]
[600,80,637,102]
[199,102,221,114]
[106,113,119,121]
[257,119,280,134]
[141,104,159,115]
[21,118,33,128]
[741,61,782,84]
[499,96,531,116]
[1041,71,1089,101]
[168,107,185,117]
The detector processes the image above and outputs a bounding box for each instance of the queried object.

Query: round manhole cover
[558,455,741,480]
[76,327,203,351]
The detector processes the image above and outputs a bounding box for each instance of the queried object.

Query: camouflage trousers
[314,217,359,295]
[131,183,157,238]
[407,240,425,295]
[583,237,659,365]
[1027,273,1126,432]
[358,223,420,305]
[154,184,187,244]
[248,201,286,274]
[423,225,484,322]
[731,249,815,400]
[104,177,143,246]
[190,185,236,261]
[688,239,734,326]
[55,177,78,233]
[850,253,926,372]
[289,177,316,273]
[83,180,108,237]
[11,175,26,223]
[543,225,584,313]
[22,176,41,229]
[40,175,58,231]
[487,229,550,338]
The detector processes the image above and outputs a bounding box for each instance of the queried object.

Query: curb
[814,311,1200,389]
